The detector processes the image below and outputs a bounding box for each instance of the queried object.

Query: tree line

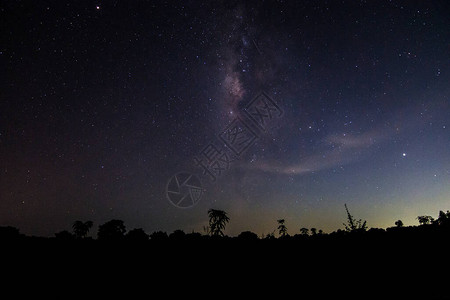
[1,205,449,242]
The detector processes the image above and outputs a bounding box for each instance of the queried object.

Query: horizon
[4,205,449,238]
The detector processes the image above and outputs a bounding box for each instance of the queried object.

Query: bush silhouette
[237,231,258,240]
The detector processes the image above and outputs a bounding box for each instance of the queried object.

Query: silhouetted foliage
[169,229,186,240]
[150,231,168,241]
[300,227,309,236]
[126,228,149,241]
[207,209,230,236]
[185,231,202,241]
[3,207,449,300]
[417,215,434,225]
[277,219,288,237]
[202,225,211,235]
[264,231,276,239]
[237,231,258,240]
[97,219,126,241]
[343,203,367,232]
[72,220,93,239]
[5,207,450,255]
[434,210,450,226]
[395,220,404,227]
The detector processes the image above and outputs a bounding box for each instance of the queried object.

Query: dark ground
[2,225,448,299]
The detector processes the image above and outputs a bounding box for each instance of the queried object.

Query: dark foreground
[2,225,449,299]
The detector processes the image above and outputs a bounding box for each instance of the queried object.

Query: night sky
[1,0,449,237]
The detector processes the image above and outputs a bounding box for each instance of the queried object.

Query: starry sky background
[1,0,449,237]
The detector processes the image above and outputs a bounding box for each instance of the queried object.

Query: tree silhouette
[97,219,126,240]
[417,215,434,225]
[300,227,309,236]
[395,220,404,227]
[72,220,93,239]
[126,228,149,241]
[150,231,168,241]
[435,210,450,226]
[310,228,317,235]
[277,219,287,237]
[264,231,276,239]
[185,231,202,241]
[169,229,186,240]
[207,209,230,236]
[343,204,367,232]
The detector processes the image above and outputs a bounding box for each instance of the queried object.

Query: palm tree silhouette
[277,219,287,237]
[207,209,230,236]
[72,220,93,239]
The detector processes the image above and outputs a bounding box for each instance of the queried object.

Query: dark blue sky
[1,0,449,236]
